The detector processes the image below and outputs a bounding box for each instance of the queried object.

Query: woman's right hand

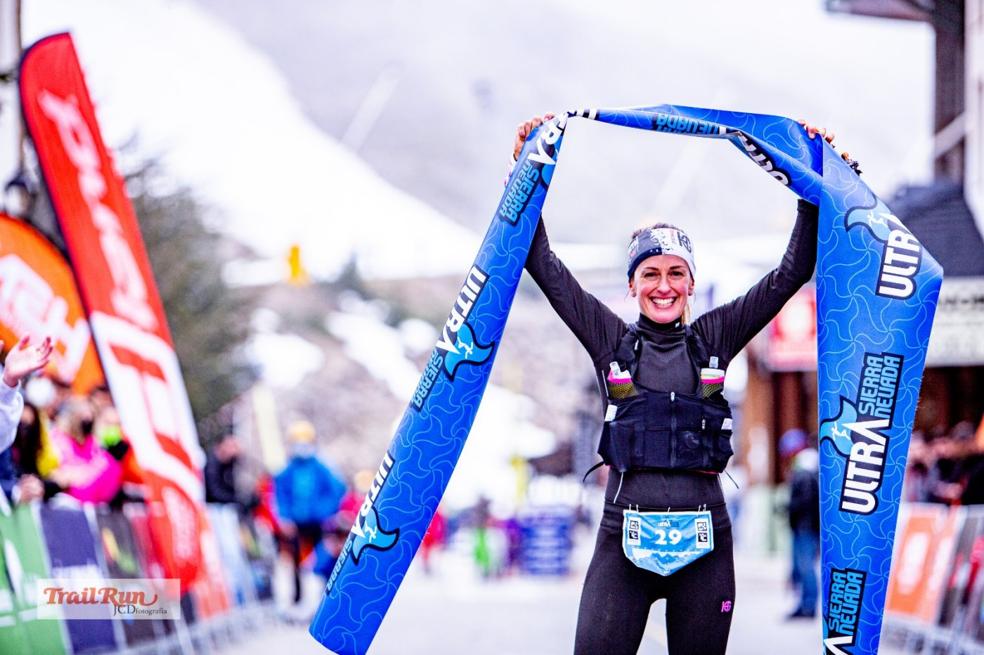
[513,113,555,161]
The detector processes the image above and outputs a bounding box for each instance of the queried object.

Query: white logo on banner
[90,312,205,499]
[0,254,91,379]
[37,90,158,332]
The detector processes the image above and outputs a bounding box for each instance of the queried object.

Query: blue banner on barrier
[208,505,255,607]
[40,506,120,654]
[94,511,160,646]
[310,105,942,655]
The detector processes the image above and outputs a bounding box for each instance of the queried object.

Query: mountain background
[195,0,934,245]
[19,0,935,510]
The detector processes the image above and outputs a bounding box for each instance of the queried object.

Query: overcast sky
[21,0,935,273]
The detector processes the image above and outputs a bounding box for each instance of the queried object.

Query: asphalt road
[218,532,831,655]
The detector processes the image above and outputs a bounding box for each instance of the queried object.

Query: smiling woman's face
[628,254,694,324]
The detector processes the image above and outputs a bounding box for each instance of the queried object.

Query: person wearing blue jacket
[275,419,347,604]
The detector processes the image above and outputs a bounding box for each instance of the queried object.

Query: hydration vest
[596,324,734,474]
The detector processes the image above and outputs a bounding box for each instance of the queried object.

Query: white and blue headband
[626,226,696,279]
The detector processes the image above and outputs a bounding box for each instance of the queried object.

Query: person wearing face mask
[275,419,347,605]
[513,115,853,655]
[0,401,64,505]
[205,432,251,510]
[48,396,122,505]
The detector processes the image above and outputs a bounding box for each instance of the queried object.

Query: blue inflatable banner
[310,105,942,655]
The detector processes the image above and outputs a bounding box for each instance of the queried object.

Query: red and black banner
[20,33,206,587]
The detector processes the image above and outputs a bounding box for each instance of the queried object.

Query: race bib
[622,508,714,576]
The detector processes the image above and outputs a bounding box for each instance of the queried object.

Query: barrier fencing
[0,502,277,655]
[885,504,984,654]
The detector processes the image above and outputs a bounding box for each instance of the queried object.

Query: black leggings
[287,522,324,603]
[574,503,735,655]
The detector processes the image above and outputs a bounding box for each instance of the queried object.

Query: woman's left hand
[797,120,855,166]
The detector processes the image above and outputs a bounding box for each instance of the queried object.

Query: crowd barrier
[0,502,277,655]
[885,503,984,654]
[517,507,575,576]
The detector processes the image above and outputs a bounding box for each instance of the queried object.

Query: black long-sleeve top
[525,199,819,512]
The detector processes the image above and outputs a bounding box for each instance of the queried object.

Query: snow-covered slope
[23,0,479,280]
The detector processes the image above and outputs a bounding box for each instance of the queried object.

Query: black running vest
[596,324,734,473]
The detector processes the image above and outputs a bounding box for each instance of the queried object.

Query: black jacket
[525,200,818,511]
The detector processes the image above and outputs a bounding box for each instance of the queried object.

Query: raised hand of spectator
[48,466,85,489]
[15,474,44,504]
[2,336,53,388]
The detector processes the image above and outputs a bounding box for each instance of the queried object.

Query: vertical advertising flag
[0,213,104,392]
[19,33,207,586]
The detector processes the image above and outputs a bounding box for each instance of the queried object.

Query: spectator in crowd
[205,432,257,513]
[94,403,128,459]
[903,430,932,503]
[960,419,984,504]
[252,471,282,536]
[419,507,447,575]
[903,416,984,506]
[89,384,115,415]
[0,335,53,453]
[925,423,977,505]
[307,519,350,581]
[337,468,373,529]
[781,429,820,619]
[939,421,984,505]
[25,375,72,425]
[472,496,496,579]
[49,396,123,504]
[275,420,347,604]
[0,401,64,504]
[94,401,150,506]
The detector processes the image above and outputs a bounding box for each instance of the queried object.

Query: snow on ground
[326,310,421,399]
[246,308,325,389]
[326,296,555,512]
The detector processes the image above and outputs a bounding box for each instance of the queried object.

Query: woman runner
[513,113,853,655]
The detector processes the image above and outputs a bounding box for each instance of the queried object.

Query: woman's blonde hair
[629,221,683,242]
